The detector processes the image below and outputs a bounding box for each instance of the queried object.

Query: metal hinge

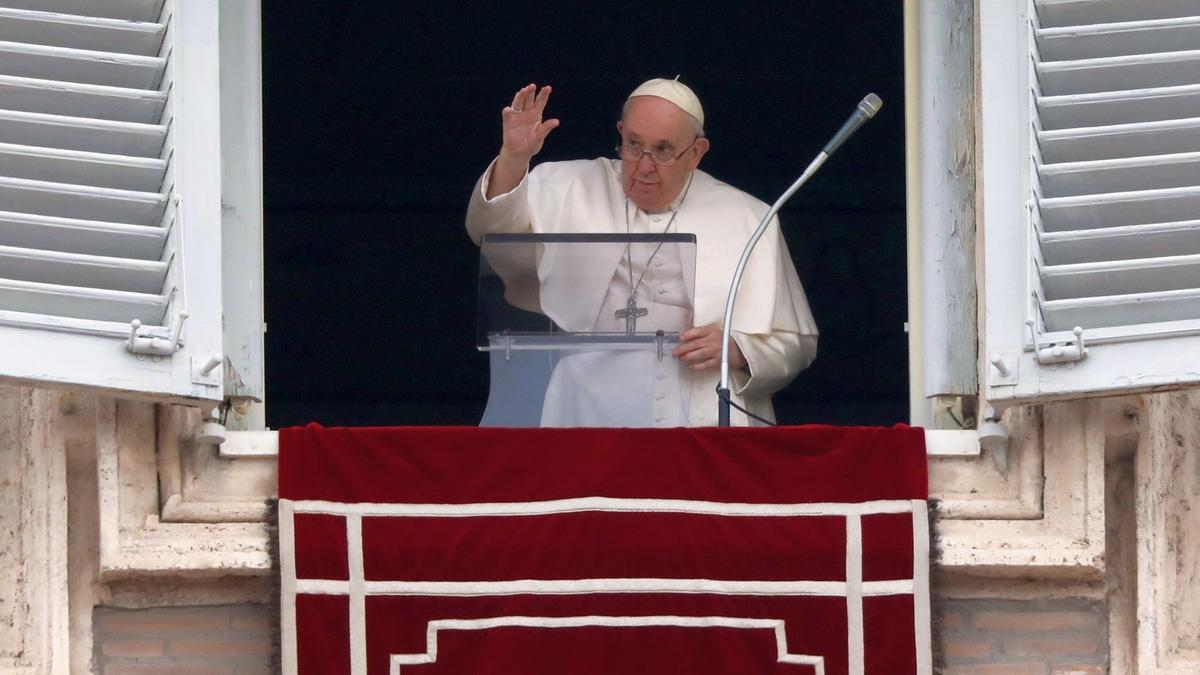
[1026,320,1088,365]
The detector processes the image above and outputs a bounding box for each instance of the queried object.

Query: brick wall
[936,597,1108,674]
[92,597,1105,673]
[93,604,277,675]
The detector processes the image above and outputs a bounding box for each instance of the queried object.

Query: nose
[636,152,657,173]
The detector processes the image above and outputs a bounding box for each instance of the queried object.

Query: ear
[616,120,624,135]
[688,137,711,169]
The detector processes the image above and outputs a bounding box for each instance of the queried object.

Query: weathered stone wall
[93,604,276,675]
[2,382,1198,673]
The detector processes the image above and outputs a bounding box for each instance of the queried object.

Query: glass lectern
[477,233,697,427]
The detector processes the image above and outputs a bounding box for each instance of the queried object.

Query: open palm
[501,83,560,162]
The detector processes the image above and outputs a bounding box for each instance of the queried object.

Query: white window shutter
[982,0,1200,403]
[0,0,227,403]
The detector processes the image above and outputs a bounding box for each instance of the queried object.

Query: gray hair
[621,98,706,139]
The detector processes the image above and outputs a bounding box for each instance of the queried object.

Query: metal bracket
[656,330,665,362]
[191,354,223,386]
[126,312,187,357]
[977,405,1010,474]
[988,352,1019,386]
[1026,320,1088,365]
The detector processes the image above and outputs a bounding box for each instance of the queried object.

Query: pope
[467,77,819,426]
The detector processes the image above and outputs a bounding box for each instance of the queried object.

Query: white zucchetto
[627,77,705,130]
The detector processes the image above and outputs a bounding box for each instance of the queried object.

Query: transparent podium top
[476,233,698,427]
[477,232,698,347]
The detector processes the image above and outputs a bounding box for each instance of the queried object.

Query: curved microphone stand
[717,93,882,426]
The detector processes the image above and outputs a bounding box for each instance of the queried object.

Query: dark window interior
[262,2,908,427]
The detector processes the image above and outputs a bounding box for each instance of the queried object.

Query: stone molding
[157,406,277,524]
[1136,390,1200,674]
[929,405,1043,520]
[0,388,69,675]
[96,400,272,581]
[935,399,1107,578]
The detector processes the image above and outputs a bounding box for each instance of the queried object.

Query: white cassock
[467,157,819,427]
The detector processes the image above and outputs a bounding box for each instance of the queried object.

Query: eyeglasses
[615,137,699,166]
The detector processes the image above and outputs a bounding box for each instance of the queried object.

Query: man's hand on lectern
[673,324,747,372]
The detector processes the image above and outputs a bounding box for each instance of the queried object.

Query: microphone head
[859,93,883,118]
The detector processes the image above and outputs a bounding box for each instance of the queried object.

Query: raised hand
[486,83,561,199]
[500,83,560,164]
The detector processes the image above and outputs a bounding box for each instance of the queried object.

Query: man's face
[617,96,709,212]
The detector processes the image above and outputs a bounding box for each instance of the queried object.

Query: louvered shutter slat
[0,245,165,293]
[0,0,164,23]
[0,210,166,259]
[0,40,164,89]
[0,75,165,123]
[1038,17,1200,61]
[1038,151,1200,197]
[1039,185,1200,231]
[0,7,164,56]
[1042,288,1200,330]
[1032,1,1200,337]
[1041,254,1200,299]
[0,109,166,157]
[1039,85,1200,129]
[1038,49,1200,96]
[0,142,165,191]
[1040,219,1200,264]
[0,176,164,224]
[1039,117,1200,163]
[0,277,164,324]
[1038,0,1200,27]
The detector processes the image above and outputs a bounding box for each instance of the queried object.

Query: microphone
[717,93,883,427]
[821,93,884,158]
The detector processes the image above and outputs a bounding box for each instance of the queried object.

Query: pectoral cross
[615,295,649,335]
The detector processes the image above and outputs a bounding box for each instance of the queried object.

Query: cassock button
[656,373,666,381]
[655,416,664,423]
[657,288,667,295]
[654,393,664,401]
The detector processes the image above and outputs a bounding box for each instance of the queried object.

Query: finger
[512,83,535,111]
[533,85,553,113]
[682,346,717,364]
[681,325,717,341]
[689,357,719,371]
[671,340,704,358]
[501,107,529,129]
[535,118,560,141]
[678,337,717,356]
